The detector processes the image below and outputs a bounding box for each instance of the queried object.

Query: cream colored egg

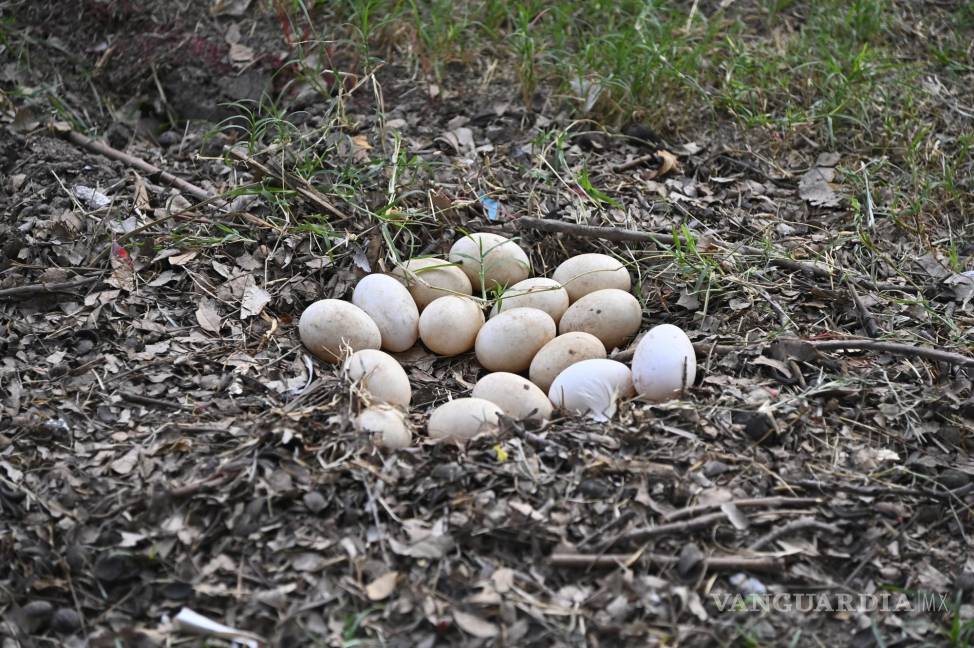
[343,349,411,408]
[559,288,642,351]
[529,332,607,392]
[471,372,553,421]
[448,232,531,291]
[391,257,472,310]
[351,274,419,352]
[427,398,503,441]
[418,296,485,356]
[631,323,696,402]
[490,277,569,324]
[475,307,556,372]
[299,299,381,363]
[553,253,631,302]
[548,359,635,422]
[356,406,411,449]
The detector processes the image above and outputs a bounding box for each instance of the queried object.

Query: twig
[118,391,183,410]
[845,277,881,338]
[550,551,783,573]
[0,276,101,300]
[808,338,974,368]
[516,217,916,292]
[612,152,658,173]
[748,517,842,551]
[54,123,213,202]
[225,147,349,223]
[663,496,822,522]
[602,511,729,548]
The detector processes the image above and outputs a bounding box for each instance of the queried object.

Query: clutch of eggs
[297,234,697,446]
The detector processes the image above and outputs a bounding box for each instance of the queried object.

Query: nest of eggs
[299,232,696,448]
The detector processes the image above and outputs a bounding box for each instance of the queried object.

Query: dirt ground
[1,1,973,647]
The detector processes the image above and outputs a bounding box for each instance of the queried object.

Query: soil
[1,1,973,647]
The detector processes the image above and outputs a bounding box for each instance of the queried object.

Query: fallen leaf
[366,571,399,601]
[799,167,841,207]
[196,298,222,334]
[240,285,271,319]
[111,448,139,475]
[452,610,498,638]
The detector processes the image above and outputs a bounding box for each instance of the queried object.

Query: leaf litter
[0,2,972,647]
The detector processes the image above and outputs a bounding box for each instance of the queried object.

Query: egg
[475,307,556,372]
[529,332,607,392]
[548,358,635,422]
[427,398,503,441]
[343,349,411,408]
[631,323,696,402]
[471,372,553,421]
[490,277,569,324]
[356,406,411,449]
[299,299,381,363]
[448,232,531,291]
[418,295,484,356]
[391,257,472,310]
[351,274,420,352]
[553,253,631,302]
[558,288,642,351]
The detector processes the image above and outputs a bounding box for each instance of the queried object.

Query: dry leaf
[196,298,222,334]
[240,285,271,319]
[799,167,841,207]
[452,610,498,638]
[111,448,139,475]
[366,571,399,601]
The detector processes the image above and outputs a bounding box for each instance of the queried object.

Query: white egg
[448,232,531,291]
[351,274,420,352]
[631,323,696,402]
[529,332,607,392]
[343,349,411,408]
[490,277,569,324]
[558,288,642,351]
[356,406,411,449]
[427,397,504,441]
[548,358,634,422]
[552,253,631,302]
[391,257,472,310]
[471,372,553,421]
[418,295,484,356]
[299,299,381,363]
[475,307,556,372]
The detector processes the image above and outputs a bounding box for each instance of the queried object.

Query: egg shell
[418,296,485,356]
[299,299,381,363]
[356,406,411,449]
[427,398,504,441]
[475,307,556,372]
[548,358,635,422]
[343,349,411,408]
[391,257,472,310]
[448,232,531,291]
[631,323,696,402]
[529,332,607,392]
[352,274,420,352]
[471,372,553,421]
[553,253,631,302]
[490,277,569,324]
[558,288,642,351]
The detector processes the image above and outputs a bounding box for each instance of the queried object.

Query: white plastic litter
[173,607,263,647]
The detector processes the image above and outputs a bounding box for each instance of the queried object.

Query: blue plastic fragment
[479,195,500,221]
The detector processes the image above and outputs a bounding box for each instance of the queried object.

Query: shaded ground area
[1,1,973,646]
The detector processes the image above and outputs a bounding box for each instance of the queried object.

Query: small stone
[20,600,53,633]
[956,571,974,593]
[303,491,327,513]
[702,461,732,478]
[50,607,82,634]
